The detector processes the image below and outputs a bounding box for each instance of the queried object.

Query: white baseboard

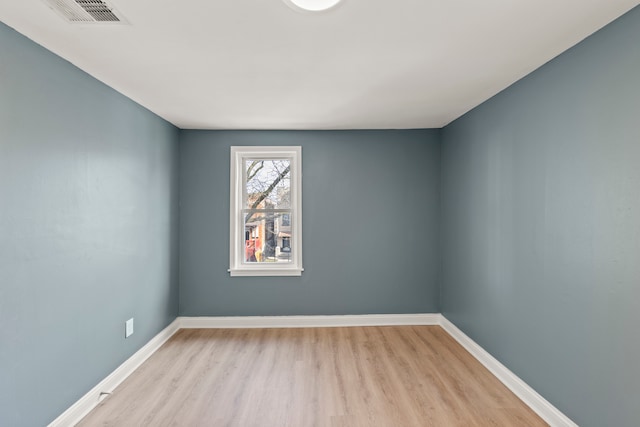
[48,319,181,427]
[50,313,576,427]
[177,313,441,329]
[439,316,578,427]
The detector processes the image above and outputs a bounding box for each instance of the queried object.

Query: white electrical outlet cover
[125,318,134,338]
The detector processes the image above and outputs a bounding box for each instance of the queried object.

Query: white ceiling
[1,0,638,129]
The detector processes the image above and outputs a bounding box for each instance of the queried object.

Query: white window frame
[229,146,303,277]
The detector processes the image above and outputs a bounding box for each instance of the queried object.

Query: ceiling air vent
[44,0,127,23]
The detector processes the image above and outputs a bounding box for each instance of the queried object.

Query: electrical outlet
[125,318,134,338]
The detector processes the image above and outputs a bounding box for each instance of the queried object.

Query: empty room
[1,0,639,426]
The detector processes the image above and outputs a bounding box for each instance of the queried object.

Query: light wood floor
[78,326,547,427]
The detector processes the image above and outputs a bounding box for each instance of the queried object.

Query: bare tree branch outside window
[245,160,290,224]
[243,159,292,263]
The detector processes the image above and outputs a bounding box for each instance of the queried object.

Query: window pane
[243,211,293,263]
[244,159,291,209]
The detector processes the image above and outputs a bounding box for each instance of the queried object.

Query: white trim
[178,313,441,329]
[229,267,303,277]
[439,316,578,427]
[48,319,181,427]
[229,146,303,277]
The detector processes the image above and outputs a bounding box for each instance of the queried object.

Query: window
[229,146,302,276]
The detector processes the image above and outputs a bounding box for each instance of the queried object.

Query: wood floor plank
[77,326,547,427]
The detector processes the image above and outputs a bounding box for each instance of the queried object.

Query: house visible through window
[229,147,302,276]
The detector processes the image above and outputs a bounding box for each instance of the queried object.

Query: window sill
[228,267,304,277]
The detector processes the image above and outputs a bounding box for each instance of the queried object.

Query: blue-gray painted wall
[0,23,180,426]
[178,130,441,316]
[441,6,640,427]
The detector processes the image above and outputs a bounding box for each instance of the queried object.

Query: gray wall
[179,130,440,316]
[0,23,180,426]
[441,6,640,427]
